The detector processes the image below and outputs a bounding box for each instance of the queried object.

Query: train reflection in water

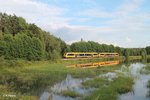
[66,60,120,68]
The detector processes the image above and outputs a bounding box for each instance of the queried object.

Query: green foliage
[0,13,67,61]
[0,56,6,67]
[146,46,150,55]
[0,40,7,56]
[141,49,147,59]
[70,41,117,53]
[0,34,44,60]
[49,50,61,60]
[124,49,129,59]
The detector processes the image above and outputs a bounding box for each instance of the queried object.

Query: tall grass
[82,75,134,100]
[61,90,82,98]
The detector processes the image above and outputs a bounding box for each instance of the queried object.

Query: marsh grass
[140,64,150,74]
[0,85,37,100]
[61,90,82,98]
[0,95,38,100]
[82,78,110,88]
[145,65,150,71]
[82,76,134,100]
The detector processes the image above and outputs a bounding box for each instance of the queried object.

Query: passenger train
[64,52,119,58]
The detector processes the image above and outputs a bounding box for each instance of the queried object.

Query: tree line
[67,41,148,58]
[0,13,67,60]
[0,13,149,60]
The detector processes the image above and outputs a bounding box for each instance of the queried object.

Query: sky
[0,0,150,48]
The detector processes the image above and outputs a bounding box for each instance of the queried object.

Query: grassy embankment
[0,57,134,100]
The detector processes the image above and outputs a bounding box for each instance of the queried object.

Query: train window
[79,54,85,56]
[100,54,104,55]
[85,54,92,56]
[67,54,74,56]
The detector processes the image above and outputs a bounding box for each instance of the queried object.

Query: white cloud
[0,0,69,30]
[126,37,133,43]
[116,0,144,16]
[76,18,90,23]
[80,9,114,18]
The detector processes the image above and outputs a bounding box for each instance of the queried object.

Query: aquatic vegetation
[82,76,133,100]
[82,78,110,89]
[112,76,134,94]
[140,64,150,74]
[61,90,82,98]
[145,65,150,71]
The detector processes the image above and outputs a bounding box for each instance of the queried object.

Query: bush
[0,56,6,67]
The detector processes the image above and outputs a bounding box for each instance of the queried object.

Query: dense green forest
[0,13,67,60]
[0,13,149,61]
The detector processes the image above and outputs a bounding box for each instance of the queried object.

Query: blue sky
[0,0,150,48]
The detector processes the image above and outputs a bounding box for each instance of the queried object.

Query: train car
[77,52,99,58]
[63,52,77,58]
[64,52,99,58]
[64,52,119,58]
[99,53,119,57]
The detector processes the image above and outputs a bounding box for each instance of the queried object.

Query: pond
[38,59,150,100]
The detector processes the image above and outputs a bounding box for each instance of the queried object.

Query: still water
[119,63,150,100]
[39,60,150,100]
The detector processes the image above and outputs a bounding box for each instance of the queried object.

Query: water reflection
[119,63,150,100]
[39,72,118,100]
[67,60,120,68]
[39,75,92,100]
